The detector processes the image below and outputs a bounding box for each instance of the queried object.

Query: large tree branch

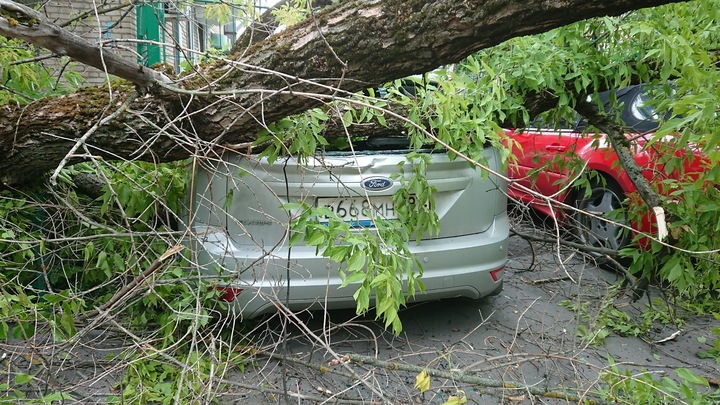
[0,0,686,187]
[575,100,663,210]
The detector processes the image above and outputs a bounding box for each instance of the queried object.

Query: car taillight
[490,267,504,282]
[217,287,242,302]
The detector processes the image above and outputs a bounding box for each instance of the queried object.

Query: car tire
[572,179,630,253]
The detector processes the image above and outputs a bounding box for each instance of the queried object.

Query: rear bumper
[194,213,509,318]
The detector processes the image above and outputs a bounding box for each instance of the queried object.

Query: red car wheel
[572,180,630,252]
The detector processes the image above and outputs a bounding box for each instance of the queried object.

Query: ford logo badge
[361,177,393,191]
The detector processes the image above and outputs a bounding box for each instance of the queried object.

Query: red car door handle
[545,144,567,152]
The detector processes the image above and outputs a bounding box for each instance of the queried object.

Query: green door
[136,3,165,66]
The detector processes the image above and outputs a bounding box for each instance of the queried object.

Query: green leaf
[60,311,76,337]
[376,113,387,127]
[666,260,683,282]
[42,292,63,304]
[328,245,350,263]
[353,287,370,313]
[42,392,75,402]
[676,368,708,386]
[96,251,110,278]
[347,252,366,273]
[83,241,95,263]
[282,202,303,211]
[340,271,366,288]
[341,111,353,127]
[305,231,326,246]
[113,254,126,273]
[14,373,32,385]
[289,231,303,246]
[310,109,329,121]
[369,272,389,287]
[314,206,334,218]
[222,189,234,210]
[0,321,8,340]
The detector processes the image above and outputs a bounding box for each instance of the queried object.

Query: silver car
[188,139,508,318]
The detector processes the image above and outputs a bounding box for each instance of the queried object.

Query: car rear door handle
[545,144,567,152]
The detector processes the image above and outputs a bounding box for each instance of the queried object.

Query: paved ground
[4,219,720,404]
[206,217,720,404]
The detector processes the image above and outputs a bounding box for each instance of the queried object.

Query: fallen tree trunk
[0,0,684,187]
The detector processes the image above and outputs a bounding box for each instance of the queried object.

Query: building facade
[36,1,266,85]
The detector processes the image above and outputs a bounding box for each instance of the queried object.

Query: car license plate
[317,196,397,226]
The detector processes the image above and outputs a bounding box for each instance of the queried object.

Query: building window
[197,23,206,53]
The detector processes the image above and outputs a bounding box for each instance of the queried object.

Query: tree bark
[575,100,663,210]
[0,0,685,187]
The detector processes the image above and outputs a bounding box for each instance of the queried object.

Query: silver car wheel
[573,181,628,252]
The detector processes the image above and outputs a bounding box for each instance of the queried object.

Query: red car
[506,85,708,252]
